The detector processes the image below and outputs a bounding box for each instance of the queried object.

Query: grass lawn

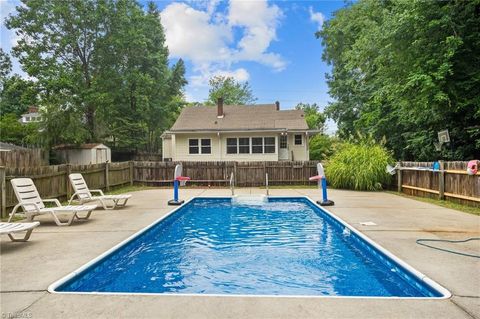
[388,191,480,216]
[106,185,156,195]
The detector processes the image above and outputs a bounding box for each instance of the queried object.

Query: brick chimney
[275,101,280,111]
[28,106,38,113]
[217,97,224,118]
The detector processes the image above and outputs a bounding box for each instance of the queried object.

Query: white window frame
[294,134,303,146]
[225,136,277,155]
[188,138,212,155]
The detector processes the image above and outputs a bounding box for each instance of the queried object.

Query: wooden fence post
[438,160,445,200]
[129,161,134,186]
[397,161,402,193]
[105,162,110,192]
[0,166,6,219]
[66,164,72,200]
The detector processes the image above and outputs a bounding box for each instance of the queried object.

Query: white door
[96,149,105,163]
[279,135,289,160]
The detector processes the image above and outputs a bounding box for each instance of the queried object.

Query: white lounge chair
[0,222,40,242]
[68,173,131,210]
[10,178,96,226]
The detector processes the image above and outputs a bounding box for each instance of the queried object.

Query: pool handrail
[266,173,269,196]
[230,172,234,196]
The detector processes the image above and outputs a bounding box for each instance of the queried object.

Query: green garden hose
[416,237,480,258]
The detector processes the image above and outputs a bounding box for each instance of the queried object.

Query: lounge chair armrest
[90,189,105,196]
[42,198,62,207]
[20,202,41,212]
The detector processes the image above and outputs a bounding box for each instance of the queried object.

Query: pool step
[231,195,268,205]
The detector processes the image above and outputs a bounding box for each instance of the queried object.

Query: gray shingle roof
[170,104,308,131]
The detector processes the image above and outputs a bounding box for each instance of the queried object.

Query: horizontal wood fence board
[2,160,479,217]
[398,161,479,207]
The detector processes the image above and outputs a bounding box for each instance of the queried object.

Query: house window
[189,139,199,154]
[227,138,238,154]
[189,138,211,154]
[226,137,275,154]
[252,137,263,154]
[280,135,287,148]
[294,134,303,145]
[201,139,211,154]
[264,137,275,153]
[239,138,250,154]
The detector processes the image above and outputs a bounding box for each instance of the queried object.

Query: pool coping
[47,196,452,299]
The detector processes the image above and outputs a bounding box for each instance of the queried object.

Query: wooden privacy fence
[0,149,48,167]
[397,161,480,207]
[0,160,319,217]
[0,162,133,218]
[133,161,320,187]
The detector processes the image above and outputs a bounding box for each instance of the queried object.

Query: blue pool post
[318,177,334,206]
[173,180,179,202]
[168,164,188,206]
[322,177,328,201]
[168,178,184,206]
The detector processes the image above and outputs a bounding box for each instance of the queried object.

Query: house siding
[170,132,309,162]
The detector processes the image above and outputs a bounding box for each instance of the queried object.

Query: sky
[0,0,348,133]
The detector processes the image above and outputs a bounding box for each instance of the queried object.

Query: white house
[53,143,111,165]
[19,106,42,124]
[162,99,315,162]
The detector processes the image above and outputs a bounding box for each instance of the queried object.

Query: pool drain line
[416,237,480,258]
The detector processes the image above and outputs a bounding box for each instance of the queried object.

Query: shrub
[309,134,341,161]
[326,140,394,191]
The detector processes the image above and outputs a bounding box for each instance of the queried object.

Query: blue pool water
[56,197,443,297]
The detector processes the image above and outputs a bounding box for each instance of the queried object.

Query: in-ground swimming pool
[50,197,449,297]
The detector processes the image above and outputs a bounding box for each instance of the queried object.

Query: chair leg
[75,210,92,220]
[50,212,75,226]
[8,229,34,242]
[120,198,129,206]
[100,199,114,210]
[8,205,21,222]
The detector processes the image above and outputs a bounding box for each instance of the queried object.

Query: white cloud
[229,0,285,71]
[309,6,325,30]
[161,3,232,64]
[161,0,285,88]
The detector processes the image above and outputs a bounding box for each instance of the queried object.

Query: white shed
[53,143,111,165]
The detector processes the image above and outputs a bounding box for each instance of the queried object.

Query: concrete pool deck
[1,188,479,319]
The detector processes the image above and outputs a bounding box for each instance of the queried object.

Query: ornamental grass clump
[326,141,394,191]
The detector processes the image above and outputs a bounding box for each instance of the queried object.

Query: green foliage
[295,103,326,130]
[5,0,187,151]
[206,76,256,105]
[0,75,39,117]
[318,0,480,161]
[0,113,39,145]
[309,134,339,161]
[326,139,394,191]
[39,103,90,146]
[0,48,12,83]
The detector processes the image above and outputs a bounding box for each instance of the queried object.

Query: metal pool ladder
[230,172,235,196]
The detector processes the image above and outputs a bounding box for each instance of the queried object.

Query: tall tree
[7,0,108,141]
[0,48,12,85]
[6,0,187,151]
[318,0,480,160]
[206,76,256,105]
[294,103,326,131]
[95,1,186,152]
[0,75,39,117]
